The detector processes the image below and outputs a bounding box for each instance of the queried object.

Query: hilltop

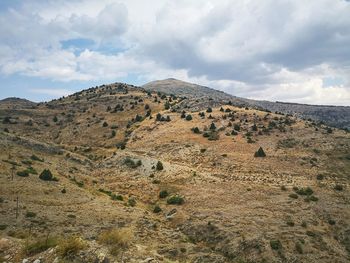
[0,82,349,263]
[143,78,350,130]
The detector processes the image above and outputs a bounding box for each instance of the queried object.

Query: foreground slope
[143,78,350,129]
[0,82,349,262]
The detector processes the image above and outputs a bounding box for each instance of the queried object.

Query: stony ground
[0,83,349,263]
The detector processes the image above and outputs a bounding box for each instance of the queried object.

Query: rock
[0,238,11,252]
[22,259,29,263]
[33,259,41,263]
[53,257,60,263]
[165,208,177,219]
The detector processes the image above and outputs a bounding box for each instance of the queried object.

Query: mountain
[143,78,350,129]
[0,82,349,262]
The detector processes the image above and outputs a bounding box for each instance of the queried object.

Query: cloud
[0,0,349,105]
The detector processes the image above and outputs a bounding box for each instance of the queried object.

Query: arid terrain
[0,81,349,263]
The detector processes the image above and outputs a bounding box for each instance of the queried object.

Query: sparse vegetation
[167,195,184,205]
[254,147,266,157]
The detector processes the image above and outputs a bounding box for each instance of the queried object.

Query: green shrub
[185,115,192,121]
[316,174,324,180]
[281,185,287,191]
[191,127,200,134]
[206,107,212,113]
[128,197,136,207]
[295,242,303,254]
[26,167,37,175]
[102,121,108,127]
[111,194,123,201]
[39,169,53,181]
[17,170,29,177]
[159,190,169,199]
[328,219,336,225]
[270,240,282,250]
[156,161,164,171]
[167,195,184,205]
[153,205,162,213]
[295,187,313,196]
[334,184,343,191]
[30,155,43,162]
[209,122,216,130]
[234,124,240,131]
[254,147,266,157]
[124,157,142,168]
[26,211,36,218]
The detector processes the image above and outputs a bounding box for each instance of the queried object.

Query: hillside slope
[0,82,349,263]
[143,78,350,129]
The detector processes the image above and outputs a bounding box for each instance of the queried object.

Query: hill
[0,82,349,263]
[143,78,350,130]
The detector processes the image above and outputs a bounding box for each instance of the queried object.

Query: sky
[0,0,349,105]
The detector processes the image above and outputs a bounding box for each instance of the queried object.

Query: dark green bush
[39,169,53,181]
[270,240,282,250]
[25,211,36,218]
[17,170,29,177]
[334,184,343,191]
[254,147,266,157]
[289,193,298,199]
[153,205,162,213]
[159,190,169,199]
[167,195,184,205]
[185,115,192,121]
[156,161,163,171]
[191,127,200,134]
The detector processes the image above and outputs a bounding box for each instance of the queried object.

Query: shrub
[295,187,313,196]
[209,122,216,130]
[156,161,164,171]
[102,121,108,127]
[17,170,29,177]
[234,124,240,131]
[206,107,212,113]
[57,236,86,258]
[26,211,36,218]
[111,130,116,137]
[111,194,123,201]
[252,124,258,131]
[254,147,266,157]
[316,174,324,180]
[39,169,53,181]
[191,127,200,134]
[159,190,169,199]
[26,167,37,175]
[53,116,58,122]
[200,148,206,153]
[295,242,303,254]
[281,185,287,191]
[167,195,184,205]
[124,157,142,168]
[328,219,336,225]
[153,205,162,213]
[98,228,132,255]
[185,114,192,121]
[23,236,58,255]
[270,240,282,250]
[334,184,343,191]
[289,193,298,199]
[128,197,136,207]
[31,155,43,162]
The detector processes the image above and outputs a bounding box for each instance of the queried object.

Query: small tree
[206,107,212,113]
[209,122,216,130]
[185,115,192,121]
[156,161,164,171]
[39,169,53,181]
[102,121,108,127]
[156,113,162,121]
[254,147,266,157]
[181,111,186,118]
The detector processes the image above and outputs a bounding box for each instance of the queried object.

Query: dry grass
[98,228,133,255]
[57,236,86,258]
